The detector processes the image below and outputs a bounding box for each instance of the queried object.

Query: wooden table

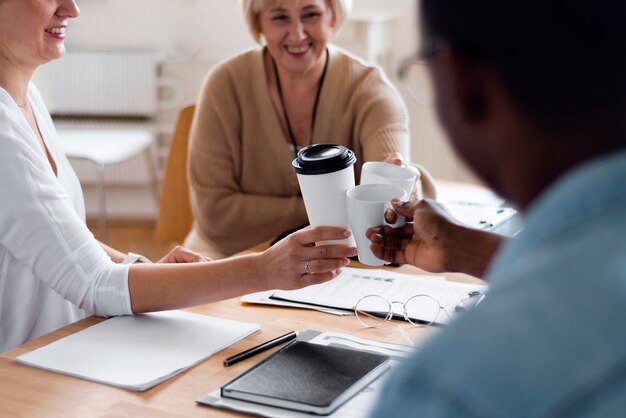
[0,254,482,417]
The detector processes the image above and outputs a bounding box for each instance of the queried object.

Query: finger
[176,251,192,262]
[382,223,415,238]
[369,241,407,265]
[383,152,404,166]
[369,233,410,264]
[157,253,175,263]
[157,246,185,263]
[371,230,413,256]
[390,198,422,220]
[366,226,382,239]
[369,241,390,262]
[294,226,351,246]
[383,243,407,264]
[370,232,407,251]
[168,252,187,263]
[303,257,350,275]
[165,249,204,264]
[302,243,357,261]
[184,255,203,263]
[366,224,413,240]
[184,251,206,263]
[384,208,398,224]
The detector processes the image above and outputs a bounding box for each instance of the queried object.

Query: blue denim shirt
[370,149,626,417]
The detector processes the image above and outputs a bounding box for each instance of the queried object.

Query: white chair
[57,129,160,243]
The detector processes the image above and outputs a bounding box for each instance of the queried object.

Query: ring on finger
[304,259,311,274]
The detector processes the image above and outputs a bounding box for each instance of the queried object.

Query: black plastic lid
[292,144,357,175]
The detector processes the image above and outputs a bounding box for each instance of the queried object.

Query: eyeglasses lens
[405,294,441,326]
[401,60,433,108]
[355,295,390,328]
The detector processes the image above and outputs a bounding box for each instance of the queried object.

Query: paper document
[241,290,354,316]
[16,310,259,391]
[198,330,413,418]
[437,183,516,231]
[271,267,487,324]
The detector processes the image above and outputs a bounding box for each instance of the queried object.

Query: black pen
[223,331,299,367]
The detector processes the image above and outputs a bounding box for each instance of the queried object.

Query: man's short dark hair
[421,0,626,149]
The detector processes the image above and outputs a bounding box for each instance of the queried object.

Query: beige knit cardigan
[187,45,430,258]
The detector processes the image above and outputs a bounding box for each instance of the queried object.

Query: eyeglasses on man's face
[397,57,433,107]
[396,39,447,108]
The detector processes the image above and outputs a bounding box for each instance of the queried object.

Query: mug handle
[383,201,406,228]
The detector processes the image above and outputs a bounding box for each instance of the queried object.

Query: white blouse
[0,85,131,352]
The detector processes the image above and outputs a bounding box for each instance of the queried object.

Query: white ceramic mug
[360,161,416,198]
[346,184,407,266]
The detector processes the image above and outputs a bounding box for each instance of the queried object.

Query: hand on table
[157,246,209,264]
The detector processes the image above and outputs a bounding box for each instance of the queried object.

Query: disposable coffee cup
[293,144,357,246]
[346,184,407,266]
[360,161,416,198]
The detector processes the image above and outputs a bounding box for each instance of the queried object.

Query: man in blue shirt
[368,0,626,415]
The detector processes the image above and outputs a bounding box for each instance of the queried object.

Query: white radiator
[34,49,158,117]
[32,49,166,188]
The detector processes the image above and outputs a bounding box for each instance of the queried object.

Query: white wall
[69,0,254,60]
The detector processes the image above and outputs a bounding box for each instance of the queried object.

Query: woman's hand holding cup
[258,226,357,290]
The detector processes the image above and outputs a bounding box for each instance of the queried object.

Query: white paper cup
[293,144,357,246]
[360,161,416,198]
[346,184,407,266]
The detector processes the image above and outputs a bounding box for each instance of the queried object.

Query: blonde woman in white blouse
[0,0,356,352]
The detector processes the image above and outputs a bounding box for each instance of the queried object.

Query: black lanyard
[271,48,330,159]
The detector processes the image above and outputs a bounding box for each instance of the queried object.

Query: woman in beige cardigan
[186,0,435,259]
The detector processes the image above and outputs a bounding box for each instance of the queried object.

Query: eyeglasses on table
[352,291,485,346]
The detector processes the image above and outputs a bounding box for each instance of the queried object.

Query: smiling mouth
[45,27,66,35]
[285,44,311,54]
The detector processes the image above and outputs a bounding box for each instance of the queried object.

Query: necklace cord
[271,48,330,158]
[0,83,28,107]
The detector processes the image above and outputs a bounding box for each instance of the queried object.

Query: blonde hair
[240,0,352,44]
